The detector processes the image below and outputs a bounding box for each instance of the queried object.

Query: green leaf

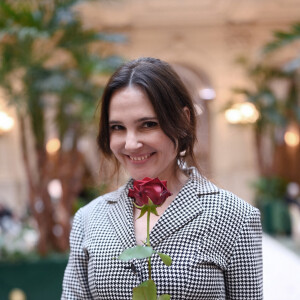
[118,246,155,261]
[133,280,157,300]
[157,252,172,266]
[157,295,171,300]
[149,205,159,216]
[147,198,159,216]
[136,205,148,219]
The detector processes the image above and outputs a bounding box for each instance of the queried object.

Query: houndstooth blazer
[62,168,263,299]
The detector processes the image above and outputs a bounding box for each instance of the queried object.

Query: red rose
[128,177,172,207]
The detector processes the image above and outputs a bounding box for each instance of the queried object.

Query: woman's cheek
[109,134,120,155]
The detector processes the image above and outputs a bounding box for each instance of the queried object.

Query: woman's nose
[125,132,143,150]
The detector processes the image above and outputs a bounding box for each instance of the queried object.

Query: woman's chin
[128,170,156,181]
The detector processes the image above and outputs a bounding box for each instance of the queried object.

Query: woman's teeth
[129,154,151,161]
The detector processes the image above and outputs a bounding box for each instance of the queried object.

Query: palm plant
[227,21,300,183]
[263,22,300,73]
[229,59,299,179]
[0,0,124,254]
[225,23,300,235]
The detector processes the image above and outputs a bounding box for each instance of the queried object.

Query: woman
[62,57,263,299]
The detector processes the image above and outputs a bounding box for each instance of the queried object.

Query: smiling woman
[61,57,263,300]
[98,57,197,179]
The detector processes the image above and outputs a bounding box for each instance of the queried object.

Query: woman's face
[108,86,178,182]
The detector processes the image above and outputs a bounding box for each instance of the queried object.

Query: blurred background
[1,0,300,299]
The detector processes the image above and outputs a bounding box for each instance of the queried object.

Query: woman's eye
[110,124,124,131]
[143,121,158,128]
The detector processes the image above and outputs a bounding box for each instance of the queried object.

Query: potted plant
[0,0,124,254]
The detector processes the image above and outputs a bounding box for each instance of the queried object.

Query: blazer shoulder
[75,184,127,224]
[218,188,260,221]
[203,188,261,267]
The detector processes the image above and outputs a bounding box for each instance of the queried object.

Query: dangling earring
[178,150,187,168]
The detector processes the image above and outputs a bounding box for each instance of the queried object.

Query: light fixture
[284,126,300,147]
[0,111,14,134]
[9,288,26,300]
[199,88,216,100]
[225,107,242,124]
[47,179,63,199]
[225,103,259,124]
[46,138,61,154]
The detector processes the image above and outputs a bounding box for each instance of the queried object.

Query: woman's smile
[127,152,155,163]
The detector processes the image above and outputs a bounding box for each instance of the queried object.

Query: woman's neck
[166,168,189,197]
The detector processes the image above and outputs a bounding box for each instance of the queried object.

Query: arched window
[172,63,215,176]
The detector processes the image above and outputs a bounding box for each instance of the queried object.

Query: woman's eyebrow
[108,120,122,125]
[135,117,158,123]
[109,117,158,125]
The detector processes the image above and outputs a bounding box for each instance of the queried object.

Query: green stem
[147,208,152,280]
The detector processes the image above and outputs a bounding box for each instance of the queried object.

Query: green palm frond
[263,22,300,53]
[0,0,125,148]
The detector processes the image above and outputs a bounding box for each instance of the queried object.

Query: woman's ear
[183,106,190,122]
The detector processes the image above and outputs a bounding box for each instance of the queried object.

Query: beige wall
[0,5,294,213]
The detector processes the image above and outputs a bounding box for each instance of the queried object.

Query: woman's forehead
[108,86,156,120]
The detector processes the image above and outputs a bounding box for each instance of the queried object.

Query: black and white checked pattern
[62,167,263,299]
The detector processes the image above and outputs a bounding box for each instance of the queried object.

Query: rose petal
[128,177,172,208]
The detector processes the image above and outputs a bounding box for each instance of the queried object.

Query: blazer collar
[149,167,219,246]
[106,167,220,248]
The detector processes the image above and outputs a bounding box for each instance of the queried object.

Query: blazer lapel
[149,170,220,247]
[107,182,137,249]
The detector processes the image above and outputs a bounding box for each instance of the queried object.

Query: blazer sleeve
[61,209,93,299]
[224,208,263,299]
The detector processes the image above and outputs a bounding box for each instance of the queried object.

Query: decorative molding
[80,0,300,29]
